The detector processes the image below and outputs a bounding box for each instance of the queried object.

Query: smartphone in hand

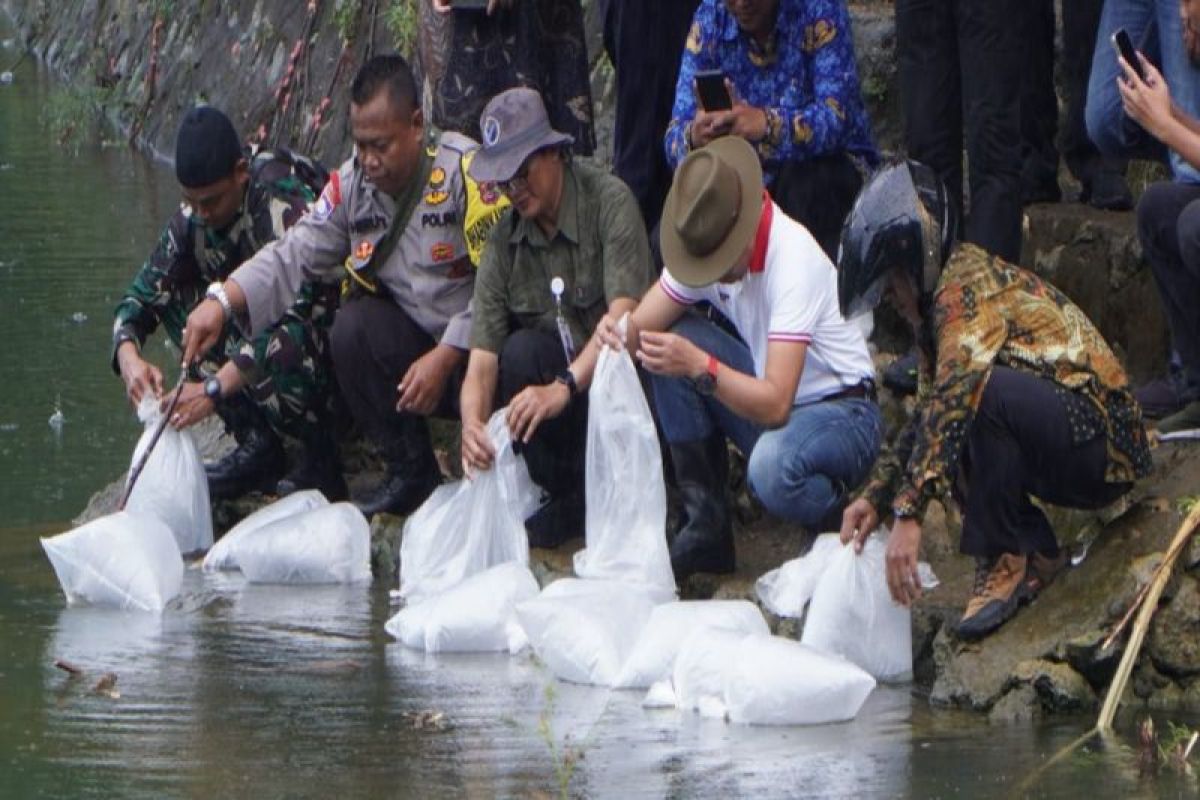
[1111,28,1147,82]
[694,69,733,112]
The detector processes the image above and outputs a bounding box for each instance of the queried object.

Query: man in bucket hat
[597,135,881,581]
[460,87,655,549]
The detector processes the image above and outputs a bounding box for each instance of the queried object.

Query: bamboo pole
[117,376,187,511]
[1096,500,1200,731]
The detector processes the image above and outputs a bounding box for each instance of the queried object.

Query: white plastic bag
[615,600,769,689]
[235,502,371,584]
[385,561,539,652]
[514,578,668,686]
[724,634,876,725]
[575,318,675,594]
[755,533,842,618]
[672,626,750,715]
[203,490,328,572]
[398,409,540,602]
[41,511,184,612]
[125,396,213,554]
[801,534,913,682]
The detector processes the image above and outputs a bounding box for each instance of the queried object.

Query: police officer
[113,105,344,502]
[460,88,655,547]
[181,55,507,518]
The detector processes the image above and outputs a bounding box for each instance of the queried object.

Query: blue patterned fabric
[664,0,878,174]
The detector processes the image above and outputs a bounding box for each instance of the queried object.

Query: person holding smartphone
[1117,43,1200,439]
[664,0,878,260]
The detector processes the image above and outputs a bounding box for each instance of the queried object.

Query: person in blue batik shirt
[665,0,878,259]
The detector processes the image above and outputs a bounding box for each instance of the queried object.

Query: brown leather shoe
[1027,549,1069,594]
[955,553,1030,641]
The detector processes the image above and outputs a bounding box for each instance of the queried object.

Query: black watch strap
[555,368,578,397]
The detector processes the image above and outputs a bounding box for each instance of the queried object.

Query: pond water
[0,18,1197,800]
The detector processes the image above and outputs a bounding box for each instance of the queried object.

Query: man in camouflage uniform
[113,105,345,501]
[181,55,508,518]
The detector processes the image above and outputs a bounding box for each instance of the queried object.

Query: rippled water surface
[2,17,1199,800]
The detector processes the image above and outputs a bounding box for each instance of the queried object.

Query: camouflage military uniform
[111,148,339,442]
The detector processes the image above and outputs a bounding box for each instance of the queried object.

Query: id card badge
[550,276,577,363]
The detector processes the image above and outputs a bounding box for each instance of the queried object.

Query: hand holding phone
[1112,28,1147,82]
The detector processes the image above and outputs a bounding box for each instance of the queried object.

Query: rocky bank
[11,0,1199,720]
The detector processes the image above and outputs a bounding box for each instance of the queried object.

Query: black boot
[207,395,286,500]
[275,427,349,502]
[354,417,441,517]
[668,434,735,581]
[525,488,585,549]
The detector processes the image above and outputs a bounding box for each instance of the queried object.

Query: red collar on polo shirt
[748,190,773,274]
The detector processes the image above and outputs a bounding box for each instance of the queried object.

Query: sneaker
[955,553,1030,641]
[1135,375,1185,419]
[883,352,919,396]
[1156,400,1200,441]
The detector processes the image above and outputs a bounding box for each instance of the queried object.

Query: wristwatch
[555,368,579,398]
[205,281,233,321]
[203,376,222,402]
[690,353,719,397]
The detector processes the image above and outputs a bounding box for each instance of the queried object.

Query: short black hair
[351,54,418,114]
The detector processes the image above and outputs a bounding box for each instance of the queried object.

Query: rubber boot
[206,394,286,500]
[275,426,349,502]
[354,416,441,517]
[668,434,735,581]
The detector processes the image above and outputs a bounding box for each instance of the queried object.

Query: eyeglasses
[497,158,533,196]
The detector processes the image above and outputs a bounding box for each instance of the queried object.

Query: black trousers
[770,153,863,261]
[1021,0,1127,189]
[602,0,700,263]
[956,367,1130,558]
[497,328,589,498]
[896,0,1027,263]
[1137,181,1200,402]
[328,294,462,440]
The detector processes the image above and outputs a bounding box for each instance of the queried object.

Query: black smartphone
[1111,28,1146,81]
[452,0,490,10]
[694,69,733,112]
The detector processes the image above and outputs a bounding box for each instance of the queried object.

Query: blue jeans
[649,314,884,528]
[1086,0,1200,183]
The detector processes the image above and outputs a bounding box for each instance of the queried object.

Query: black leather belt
[822,380,877,403]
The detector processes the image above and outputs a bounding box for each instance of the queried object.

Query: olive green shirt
[470,161,654,354]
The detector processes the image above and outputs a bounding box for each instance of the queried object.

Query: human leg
[769,153,864,260]
[1020,0,1063,205]
[746,397,882,530]
[958,0,1028,263]
[330,294,445,516]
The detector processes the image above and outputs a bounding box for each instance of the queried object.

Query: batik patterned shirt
[665,0,877,171]
[862,243,1152,521]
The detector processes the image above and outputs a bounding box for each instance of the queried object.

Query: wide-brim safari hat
[468,87,574,184]
[660,136,764,287]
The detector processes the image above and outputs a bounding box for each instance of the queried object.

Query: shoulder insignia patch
[354,239,375,262]
[314,172,341,221]
[425,166,449,206]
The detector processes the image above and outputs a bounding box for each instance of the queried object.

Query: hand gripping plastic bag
[235,502,371,584]
[574,318,675,594]
[398,409,541,603]
[203,490,329,572]
[724,634,877,725]
[755,533,842,618]
[801,534,914,682]
[514,578,670,686]
[125,396,213,554]
[385,561,539,652]
[41,511,184,612]
[615,600,769,689]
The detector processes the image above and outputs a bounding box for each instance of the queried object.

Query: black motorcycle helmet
[836,160,957,319]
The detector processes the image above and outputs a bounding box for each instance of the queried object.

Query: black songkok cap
[174,106,243,188]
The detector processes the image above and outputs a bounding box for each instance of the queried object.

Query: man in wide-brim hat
[597,135,882,581]
[460,87,656,549]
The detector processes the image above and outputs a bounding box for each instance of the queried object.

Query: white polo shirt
[660,199,875,405]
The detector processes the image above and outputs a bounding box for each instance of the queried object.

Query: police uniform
[112,148,339,444]
[228,132,507,451]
